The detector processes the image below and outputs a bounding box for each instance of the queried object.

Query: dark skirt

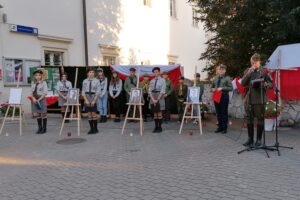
[84,94,97,112]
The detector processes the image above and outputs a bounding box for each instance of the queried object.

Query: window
[3,58,41,85]
[143,0,151,7]
[44,51,64,66]
[170,0,177,18]
[103,56,116,66]
[192,9,199,27]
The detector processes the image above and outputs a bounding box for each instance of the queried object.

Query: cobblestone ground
[0,114,299,200]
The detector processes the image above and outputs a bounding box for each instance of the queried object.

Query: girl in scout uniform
[162,72,174,122]
[56,72,72,123]
[211,64,233,134]
[109,71,123,122]
[31,69,48,134]
[82,68,100,134]
[97,68,108,123]
[149,67,166,133]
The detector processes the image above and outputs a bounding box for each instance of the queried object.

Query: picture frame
[66,88,79,105]
[187,87,201,103]
[8,88,23,105]
[129,88,142,104]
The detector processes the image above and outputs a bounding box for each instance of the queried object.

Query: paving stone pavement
[0,114,300,200]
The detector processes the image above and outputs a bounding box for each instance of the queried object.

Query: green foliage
[265,100,280,119]
[0,105,21,117]
[189,0,300,78]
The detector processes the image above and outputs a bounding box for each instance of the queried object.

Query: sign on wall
[10,24,38,36]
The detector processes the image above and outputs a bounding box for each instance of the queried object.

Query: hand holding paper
[212,90,222,103]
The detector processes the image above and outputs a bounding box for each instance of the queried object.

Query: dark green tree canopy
[189,0,300,78]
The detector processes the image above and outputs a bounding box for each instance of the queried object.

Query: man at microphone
[241,53,273,147]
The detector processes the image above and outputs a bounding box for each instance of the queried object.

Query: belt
[85,92,95,95]
[151,90,160,93]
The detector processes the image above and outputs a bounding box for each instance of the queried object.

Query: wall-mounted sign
[10,24,38,36]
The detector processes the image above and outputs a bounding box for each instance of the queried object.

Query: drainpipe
[82,0,89,66]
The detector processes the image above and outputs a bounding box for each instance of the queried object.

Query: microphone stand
[265,70,293,156]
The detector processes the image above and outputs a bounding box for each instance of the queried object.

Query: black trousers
[163,95,171,120]
[142,93,150,118]
[111,96,122,118]
[214,94,229,130]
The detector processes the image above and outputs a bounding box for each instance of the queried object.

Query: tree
[189,0,300,78]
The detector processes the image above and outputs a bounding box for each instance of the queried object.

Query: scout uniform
[211,73,233,133]
[124,71,137,99]
[109,74,123,122]
[162,73,174,121]
[82,76,100,134]
[139,74,151,121]
[31,70,48,134]
[57,80,72,106]
[241,66,273,146]
[124,68,137,119]
[97,68,108,123]
[149,68,166,132]
[175,77,187,121]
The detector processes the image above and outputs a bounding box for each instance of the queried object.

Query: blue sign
[10,24,38,36]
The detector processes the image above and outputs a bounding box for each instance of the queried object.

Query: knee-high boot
[41,118,47,134]
[255,124,263,147]
[36,118,42,134]
[243,124,254,147]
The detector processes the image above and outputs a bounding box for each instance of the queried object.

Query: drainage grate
[56,138,87,145]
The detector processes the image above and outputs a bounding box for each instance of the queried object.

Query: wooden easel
[178,66,203,135]
[121,64,144,136]
[59,68,82,137]
[179,102,203,135]
[59,103,81,136]
[0,69,25,136]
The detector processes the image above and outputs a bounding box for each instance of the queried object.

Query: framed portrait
[67,89,79,105]
[8,88,23,105]
[187,87,200,103]
[129,88,142,104]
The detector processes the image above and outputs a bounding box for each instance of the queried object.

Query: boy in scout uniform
[97,68,108,123]
[56,72,72,123]
[149,67,166,133]
[241,53,273,147]
[82,68,100,134]
[31,69,48,134]
[175,76,187,122]
[139,74,151,121]
[124,67,137,121]
[162,71,173,122]
[211,64,233,134]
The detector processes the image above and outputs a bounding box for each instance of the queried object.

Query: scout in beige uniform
[149,67,166,133]
[56,72,72,123]
[82,68,100,134]
[31,69,48,134]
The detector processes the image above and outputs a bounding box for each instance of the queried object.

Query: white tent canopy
[265,43,300,70]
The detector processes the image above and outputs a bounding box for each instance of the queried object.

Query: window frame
[2,57,41,86]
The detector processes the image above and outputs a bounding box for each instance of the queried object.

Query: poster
[30,67,60,94]
[8,88,23,105]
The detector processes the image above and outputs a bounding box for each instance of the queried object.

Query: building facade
[0,0,207,112]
